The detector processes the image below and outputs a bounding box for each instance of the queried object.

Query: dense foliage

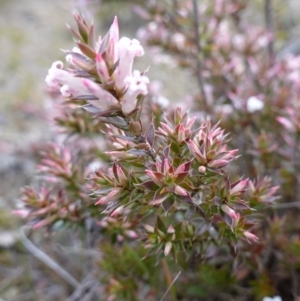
[16,1,300,300]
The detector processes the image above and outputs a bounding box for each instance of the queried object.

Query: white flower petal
[114,37,145,91]
[247,96,264,113]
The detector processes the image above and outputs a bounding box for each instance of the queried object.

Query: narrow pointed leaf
[77,42,96,60]
[156,215,167,232]
[146,122,155,146]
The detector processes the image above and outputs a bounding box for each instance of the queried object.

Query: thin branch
[19,227,80,289]
[271,201,300,209]
[159,270,182,301]
[291,265,299,297]
[162,258,177,301]
[264,0,275,66]
[67,277,99,301]
[192,0,209,112]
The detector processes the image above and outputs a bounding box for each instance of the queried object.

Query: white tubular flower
[60,85,72,97]
[114,37,145,91]
[46,61,120,111]
[121,70,149,115]
[45,61,90,96]
[45,16,149,115]
[246,96,264,113]
[45,61,65,87]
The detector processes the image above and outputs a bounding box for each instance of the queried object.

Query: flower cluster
[46,13,149,118]
[15,187,83,229]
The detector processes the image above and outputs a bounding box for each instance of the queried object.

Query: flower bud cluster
[248,177,279,206]
[143,152,193,205]
[15,187,82,229]
[38,143,74,182]
[157,107,196,144]
[91,163,131,206]
[188,121,238,171]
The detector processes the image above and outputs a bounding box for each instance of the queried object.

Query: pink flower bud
[177,124,185,143]
[33,218,53,229]
[106,16,119,65]
[144,224,155,233]
[164,241,172,256]
[207,159,228,168]
[12,209,30,218]
[188,140,206,164]
[110,16,119,45]
[146,170,164,186]
[174,185,188,196]
[221,204,238,219]
[167,225,175,234]
[124,230,138,239]
[95,53,110,83]
[95,188,121,205]
[244,231,259,243]
[232,213,240,228]
[198,166,206,173]
[161,158,170,174]
[97,220,108,228]
[158,122,173,136]
[277,117,294,131]
[116,165,127,186]
[111,206,125,217]
[221,149,239,160]
[230,179,249,195]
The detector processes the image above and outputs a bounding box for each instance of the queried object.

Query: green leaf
[156,215,167,233]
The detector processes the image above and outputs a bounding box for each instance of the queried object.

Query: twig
[272,201,300,209]
[159,270,181,301]
[291,93,300,204]
[291,266,299,297]
[264,0,274,66]
[192,0,209,112]
[19,226,80,289]
[162,258,177,301]
[67,277,100,301]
